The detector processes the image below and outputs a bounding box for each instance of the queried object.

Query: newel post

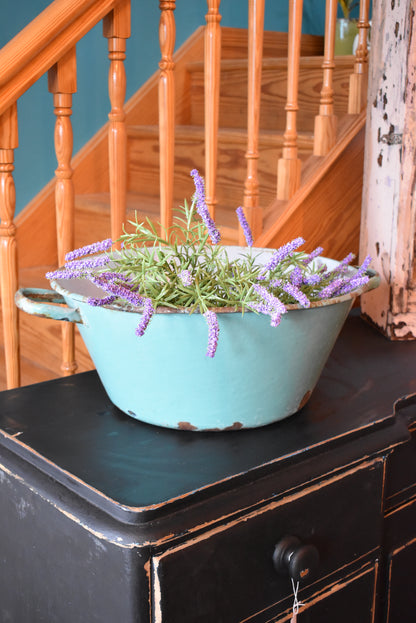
[104,0,131,244]
[48,47,77,376]
[0,103,20,388]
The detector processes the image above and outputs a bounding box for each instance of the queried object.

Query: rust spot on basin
[299,390,312,410]
[178,421,244,432]
[177,421,198,431]
[224,422,243,431]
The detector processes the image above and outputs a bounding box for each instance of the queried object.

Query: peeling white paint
[360,0,416,337]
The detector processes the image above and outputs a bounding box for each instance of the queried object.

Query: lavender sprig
[179,269,194,286]
[302,247,324,265]
[337,276,370,295]
[190,169,221,245]
[89,275,144,308]
[329,252,355,275]
[303,273,323,286]
[65,238,113,262]
[65,256,110,270]
[204,310,219,358]
[290,266,303,286]
[236,207,253,247]
[271,279,311,308]
[318,278,345,299]
[46,268,87,280]
[252,284,287,326]
[87,295,117,307]
[258,237,305,278]
[135,298,155,336]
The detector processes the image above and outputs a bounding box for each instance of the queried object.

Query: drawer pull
[273,536,319,583]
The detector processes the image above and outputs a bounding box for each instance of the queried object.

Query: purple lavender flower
[236,207,253,247]
[65,238,113,262]
[248,301,271,315]
[319,278,345,299]
[290,266,303,286]
[179,269,194,286]
[251,284,287,326]
[87,295,117,307]
[253,284,287,316]
[270,310,283,327]
[302,247,324,264]
[135,298,155,337]
[97,271,133,283]
[272,279,311,308]
[337,275,370,295]
[303,273,323,286]
[65,256,110,270]
[260,237,305,276]
[330,252,355,275]
[354,255,371,277]
[190,169,221,245]
[89,275,144,308]
[46,268,87,280]
[203,310,219,358]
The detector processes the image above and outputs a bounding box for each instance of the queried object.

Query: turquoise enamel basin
[15,249,379,431]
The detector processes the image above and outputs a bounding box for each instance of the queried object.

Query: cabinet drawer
[152,460,383,623]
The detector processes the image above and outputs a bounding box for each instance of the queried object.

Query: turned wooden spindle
[0,103,20,389]
[313,0,338,156]
[103,0,130,244]
[159,0,176,233]
[277,0,303,200]
[348,0,370,113]
[48,47,77,377]
[205,0,221,220]
[242,0,265,244]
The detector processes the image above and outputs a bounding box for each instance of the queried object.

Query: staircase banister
[0,0,120,116]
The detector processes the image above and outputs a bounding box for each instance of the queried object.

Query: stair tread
[127,124,315,147]
[75,192,239,242]
[187,55,356,72]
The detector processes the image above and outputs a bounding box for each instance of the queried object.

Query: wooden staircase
[1,10,369,389]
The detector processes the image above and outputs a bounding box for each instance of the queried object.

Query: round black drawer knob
[273,536,319,583]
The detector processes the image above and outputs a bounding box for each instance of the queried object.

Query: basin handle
[15,288,83,324]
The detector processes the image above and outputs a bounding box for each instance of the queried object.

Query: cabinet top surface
[0,310,414,521]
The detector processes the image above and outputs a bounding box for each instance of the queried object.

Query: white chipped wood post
[360,0,416,339]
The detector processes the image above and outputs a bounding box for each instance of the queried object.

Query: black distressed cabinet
[0,310,415,623]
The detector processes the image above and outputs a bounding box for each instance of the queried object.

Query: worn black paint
[0,310,415,622]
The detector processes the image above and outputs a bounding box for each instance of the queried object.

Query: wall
[2,0,328,214]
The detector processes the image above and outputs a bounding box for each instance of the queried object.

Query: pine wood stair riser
[188,56,355,131]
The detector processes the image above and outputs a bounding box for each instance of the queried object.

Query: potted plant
[335,0,359,55]
[16,170,379,431]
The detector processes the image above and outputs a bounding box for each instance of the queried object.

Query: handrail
[0,0,130,387]
[0,0,119,117]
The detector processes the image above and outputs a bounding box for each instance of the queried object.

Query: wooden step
[127,124,314,211]
[74,191,239,249]
[188,56,356,131]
